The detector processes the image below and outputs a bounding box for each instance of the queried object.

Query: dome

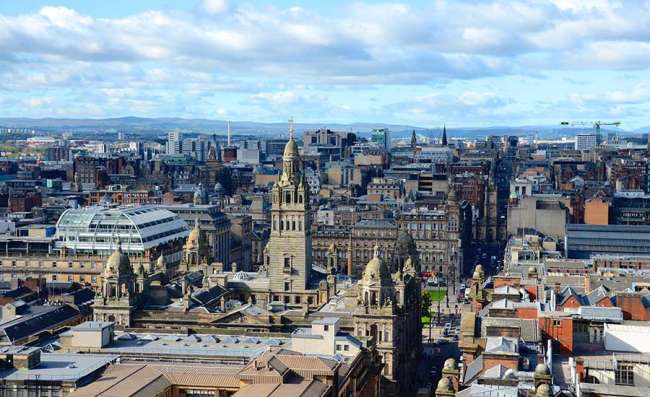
[535,383,551,397]
[528,266,538,274]
[436,377,453,393]
[362,245,391,282]
[473,264,484,279]
[443,358,457,370]
[186,219,201,250]
[214,182,224,193]
[106,241,131,276]
[283,137,299,158]
[534,363,550,377]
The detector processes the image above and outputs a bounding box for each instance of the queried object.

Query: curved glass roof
[56,205,190,253]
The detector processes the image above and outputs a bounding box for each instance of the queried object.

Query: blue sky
[1,0,650,129]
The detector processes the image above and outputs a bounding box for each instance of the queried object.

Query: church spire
[347,233,353,276]
[442,124,448,146]
[410,130,417,149]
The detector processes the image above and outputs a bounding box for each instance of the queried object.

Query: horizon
[2,1,650,128]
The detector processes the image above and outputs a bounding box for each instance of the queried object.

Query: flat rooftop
[0,353,117,382]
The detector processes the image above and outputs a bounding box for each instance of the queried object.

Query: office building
[167,131,182,155]
[575,133,598,151]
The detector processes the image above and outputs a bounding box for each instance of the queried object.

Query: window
[324,325,329,331]
[553,319,561,327]
[295,296,301,304]
[616,363,634,386]
[336,344,341,351]
[344,345,349,351]
[284,257,291,272]
[284,282,290,292]
[283,296,290,303]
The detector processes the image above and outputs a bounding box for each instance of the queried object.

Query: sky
[1,0,650,129]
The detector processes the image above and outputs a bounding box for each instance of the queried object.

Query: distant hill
[0,117,638,139]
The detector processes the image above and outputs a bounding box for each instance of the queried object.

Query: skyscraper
[167,131,182,155]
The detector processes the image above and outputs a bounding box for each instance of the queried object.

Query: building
[566,224,650,259]
[507,195,568,239]
[266,131,312,292]
[584,195,610,225]
[612,191,650,225]
[0,348,116,397]
[575,133,598,151]
[161,204,231,268]
[0,206,188,287]
[167,131,182,155]
[56,205,189,265]
[371,128,391,151]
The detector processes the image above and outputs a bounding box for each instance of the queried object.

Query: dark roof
[0,304,80,343]
[64,287,96,305]
[557,286,583,305]
[191,286,229,307]
[1,286,38,301]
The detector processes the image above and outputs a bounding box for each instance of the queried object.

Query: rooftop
[0,353,117,382]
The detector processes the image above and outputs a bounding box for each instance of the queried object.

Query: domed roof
[473,264,484,279]
[534,363,550,376]
[283,137,299,158]
[528,266,538,274]
[106,241,131,276]
[436,377,453,393]
[535,383,551,397]
[186,218,201,250]
[443,358,457,370]
[362,245,391,282]
[214,182,224,193]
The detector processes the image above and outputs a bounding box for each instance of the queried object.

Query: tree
[421,292,431,318]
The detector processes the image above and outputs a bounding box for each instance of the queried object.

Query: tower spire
[227,121,231,147]
[288,117,295,140]
[442,124,448,146]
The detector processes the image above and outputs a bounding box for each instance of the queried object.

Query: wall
[584,198,609,225]
[539,317,573,354]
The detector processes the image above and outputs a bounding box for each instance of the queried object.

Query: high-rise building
[167,131,182,155]
[575,133,597,151]
[371,128,391,151]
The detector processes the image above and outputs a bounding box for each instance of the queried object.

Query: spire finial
[288,117,295,140]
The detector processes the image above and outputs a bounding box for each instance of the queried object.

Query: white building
[55,205,190,257]
[167,131,182,155]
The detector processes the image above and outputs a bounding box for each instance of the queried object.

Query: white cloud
[2,1,650,124]
[202,0,228,14]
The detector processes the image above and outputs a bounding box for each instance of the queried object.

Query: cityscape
[1,1,650,397]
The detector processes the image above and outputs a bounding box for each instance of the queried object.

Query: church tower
[267,119,312,292]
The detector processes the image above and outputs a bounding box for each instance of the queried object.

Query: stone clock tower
[267,120,312,292]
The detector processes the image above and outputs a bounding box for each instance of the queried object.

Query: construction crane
[560,121,621,144]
